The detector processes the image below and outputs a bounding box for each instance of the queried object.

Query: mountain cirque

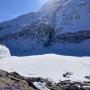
[0,0,90,56]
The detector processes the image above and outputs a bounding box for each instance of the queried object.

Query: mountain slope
[54,0,90,33]
[0,0,90,56]
[0,12,40,37]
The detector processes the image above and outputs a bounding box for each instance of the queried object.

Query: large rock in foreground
[0,70,36,90]
[0,70,90,90]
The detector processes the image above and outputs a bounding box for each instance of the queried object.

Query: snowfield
[0,54,90,82]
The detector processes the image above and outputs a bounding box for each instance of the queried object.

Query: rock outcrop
[0,70,90,90]
[0,70,37,90]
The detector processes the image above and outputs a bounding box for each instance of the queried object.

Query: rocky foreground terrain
[0,70,90,90]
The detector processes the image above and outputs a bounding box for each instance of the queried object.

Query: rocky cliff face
[0,0,90,56]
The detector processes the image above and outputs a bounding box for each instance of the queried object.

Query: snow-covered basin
[0,54,90,82]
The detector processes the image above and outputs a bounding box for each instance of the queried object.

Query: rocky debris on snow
[57,80,90,90]
[85,76,90,80]
[63,72,73,79]
[0,70,90,90]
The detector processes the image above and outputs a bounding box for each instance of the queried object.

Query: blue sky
[0,0,47,22]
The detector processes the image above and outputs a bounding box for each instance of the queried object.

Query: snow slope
[0,54,90,82]
[54,0,90,33]
[0,45,11,58]
[34,82,50,90]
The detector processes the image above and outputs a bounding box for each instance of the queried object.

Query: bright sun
[44,0,48,1]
